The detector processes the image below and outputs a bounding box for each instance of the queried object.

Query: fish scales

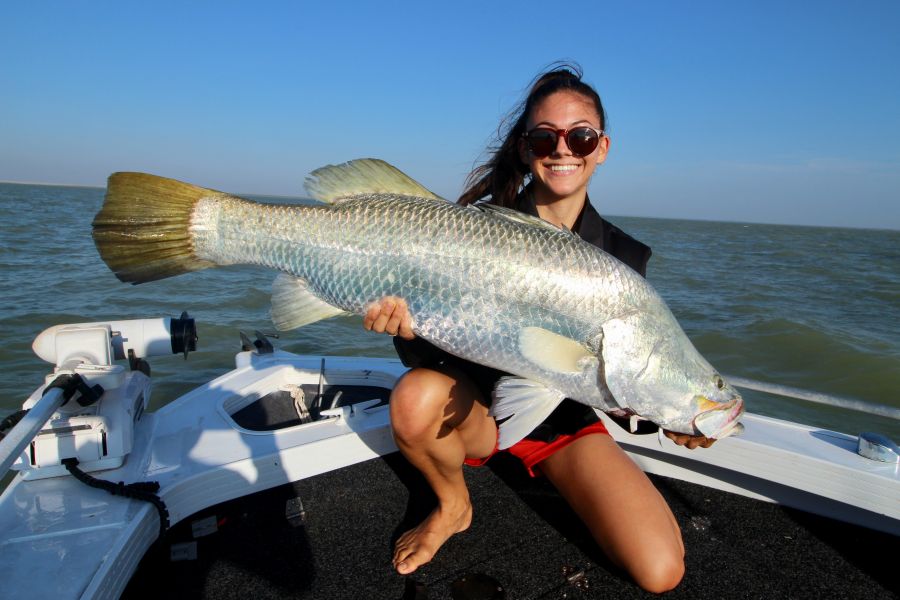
[191,192,645,403]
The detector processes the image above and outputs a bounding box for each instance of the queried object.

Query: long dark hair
[458,62,607,207]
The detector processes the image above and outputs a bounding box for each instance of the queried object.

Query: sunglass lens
[526,130,557,157]
[566,127,600,156]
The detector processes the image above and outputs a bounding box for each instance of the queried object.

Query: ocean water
[1,182,898,442]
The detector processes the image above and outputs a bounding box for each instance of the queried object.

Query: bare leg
[389,366,497,575]
[539,434,685,593]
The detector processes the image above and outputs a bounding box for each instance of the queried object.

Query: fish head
[630,342,744,439]
[601,313,744,439]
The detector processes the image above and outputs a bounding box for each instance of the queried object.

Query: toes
[395,548,431,575]
[393,530,434,575]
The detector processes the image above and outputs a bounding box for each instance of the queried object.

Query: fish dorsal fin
[491,377,565,449]
[519,326,596,374]
[304,159,443,204]
[474,203,567,233]
[270,273,351,331]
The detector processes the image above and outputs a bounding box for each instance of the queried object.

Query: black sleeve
[393,336,452,369]
[606,226,652,277]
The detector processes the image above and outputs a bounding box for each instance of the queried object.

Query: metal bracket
[239,330,276,354]
[857,432,900,463]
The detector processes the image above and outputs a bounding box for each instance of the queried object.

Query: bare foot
[393,500,472,575]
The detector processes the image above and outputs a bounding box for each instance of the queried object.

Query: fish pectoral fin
[304,159,444,204]
[519,327,596,374]
[491,378,566,449]
[270,273,350,331]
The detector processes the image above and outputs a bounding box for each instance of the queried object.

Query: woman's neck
[532,188,588,230]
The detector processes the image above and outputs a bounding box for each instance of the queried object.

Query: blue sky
[1,1,898,229]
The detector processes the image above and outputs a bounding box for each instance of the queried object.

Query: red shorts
[464,420,609,477]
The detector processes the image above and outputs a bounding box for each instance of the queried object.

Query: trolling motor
[32,312,197,367]
[1,313,197,480]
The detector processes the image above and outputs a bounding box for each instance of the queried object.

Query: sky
[1,1,898,229]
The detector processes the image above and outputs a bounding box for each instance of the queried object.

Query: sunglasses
[523,126,604,158]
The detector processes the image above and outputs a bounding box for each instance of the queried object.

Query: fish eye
[715,376,725,390]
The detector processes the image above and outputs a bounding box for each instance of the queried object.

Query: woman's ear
[595,135,611,166]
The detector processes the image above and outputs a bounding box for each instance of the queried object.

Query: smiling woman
[518,92,609,227]
[458,65,609,211]
[365,63,728,594]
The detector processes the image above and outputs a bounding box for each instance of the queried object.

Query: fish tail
[92,172,219,284]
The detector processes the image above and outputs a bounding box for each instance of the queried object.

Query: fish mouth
[693,397,745,439]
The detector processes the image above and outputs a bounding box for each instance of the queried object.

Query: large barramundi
[92,159,743,447]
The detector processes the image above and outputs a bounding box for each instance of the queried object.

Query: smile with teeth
[549,165,579,173]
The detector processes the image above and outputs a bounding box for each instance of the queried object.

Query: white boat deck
[1,352,897,599]
[607,412,899,533]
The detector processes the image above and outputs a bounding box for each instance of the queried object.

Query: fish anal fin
[304,159,443,204]
[270,273,350,331]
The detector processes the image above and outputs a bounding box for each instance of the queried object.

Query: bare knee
[630,549,684,594]
[389,369,453,443]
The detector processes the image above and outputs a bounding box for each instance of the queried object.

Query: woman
[364,64,712,594]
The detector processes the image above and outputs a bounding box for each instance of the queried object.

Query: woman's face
[519,90,609,204]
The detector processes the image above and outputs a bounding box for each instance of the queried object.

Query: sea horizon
[1,179,896,233]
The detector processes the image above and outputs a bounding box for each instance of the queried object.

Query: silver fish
[92,159,744,447]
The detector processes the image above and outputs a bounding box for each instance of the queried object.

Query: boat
[0,315,897,599]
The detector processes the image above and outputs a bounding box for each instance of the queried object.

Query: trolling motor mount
[10,313,198,480]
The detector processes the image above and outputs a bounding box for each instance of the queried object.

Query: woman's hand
[663,430,715,449]
[363,297,416,340]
